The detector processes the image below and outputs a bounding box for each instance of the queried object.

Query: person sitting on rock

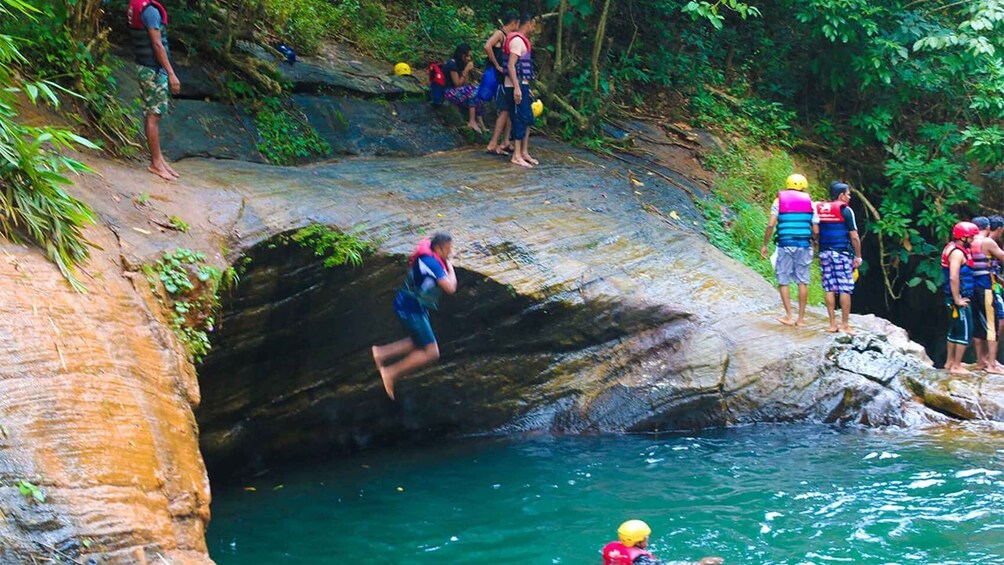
[968,216,1004,374]
[814,181,862,334]
[602,520,724,565]
[485,10,520,155]
[127,0,181,181]
[761,174,819,327]
[443,43,487,133]
[942,221,979,375]
[372,233,457,400]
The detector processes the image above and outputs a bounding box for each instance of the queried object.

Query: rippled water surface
[208,424,1004,564]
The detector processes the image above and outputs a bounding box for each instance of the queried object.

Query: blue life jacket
[816,200,852,252]
[942,241,975,298]
[501,33,534,83]
[775,190,814,248]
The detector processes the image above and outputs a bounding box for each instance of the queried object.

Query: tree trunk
[591,0,612,93]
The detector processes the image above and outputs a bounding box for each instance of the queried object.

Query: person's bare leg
[522,132,538,165]
[776,284,795,325]
[986,340,1004,373]
[945,342,957,371]
[487,111,510,152]
[949,341,972,374]
[974,338,988,370]
[511,138,531,168]
[372,338,416,368]
[839,293,854,334]
[824,292,838,332]
[796,283,808,327]
[145,113,176,181]
[378,343,440,400]
[501,118,512,150]
[466,107,482,132]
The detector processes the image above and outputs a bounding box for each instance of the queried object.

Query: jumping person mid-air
[372,233,457,400]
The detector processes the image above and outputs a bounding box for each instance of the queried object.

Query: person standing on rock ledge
[761,174,818,327]
[372,233,457,400]
[127,0,181,181]
[942,221,979,375]
[502,13,539,168]
[814,181,862,334]
[967,216,1004,374]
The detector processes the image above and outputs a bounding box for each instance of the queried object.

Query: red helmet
[953,221,980,240]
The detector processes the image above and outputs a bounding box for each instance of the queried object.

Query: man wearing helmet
[602,520,723,565]
[942,221,980,374]
[968,216,1004,374]
[761,173,819,327]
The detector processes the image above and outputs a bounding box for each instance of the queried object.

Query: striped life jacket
[971,235,994,289]
[942,241,975,298]
[815,200,851,252]
[501,32,534,82]
[127,0,170,69]
[776,190,814,248]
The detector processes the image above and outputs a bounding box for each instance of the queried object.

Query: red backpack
[428,62,446,86]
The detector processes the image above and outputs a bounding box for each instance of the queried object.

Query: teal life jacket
[775,189,814,248]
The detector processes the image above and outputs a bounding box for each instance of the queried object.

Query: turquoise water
[207,424,1004,564]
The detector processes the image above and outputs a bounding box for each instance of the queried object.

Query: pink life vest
[602,541,654,565]
[127,0,168,29]
[778,189,813,214]
[409,239,447,271]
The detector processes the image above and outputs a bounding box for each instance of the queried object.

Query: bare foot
[795,319,805,328]
[511,157,533,168]
[147,165,176,181]
[824,326,839,333]
[986,363,1004,375]
[523,154,539,165]
[371,346,383,369]
[379,366,395,400]
[948,366,973,375]
[165,163,180,179]
[776,316,796,326]
[467,122,483,134]
[840,325,855,335]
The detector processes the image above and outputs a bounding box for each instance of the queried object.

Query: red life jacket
[941,240,975,297]
[428,63,446,87]
[602,541,654,565]
[504,32,532,56]
[127,0,168,29]
[409,239,447,271]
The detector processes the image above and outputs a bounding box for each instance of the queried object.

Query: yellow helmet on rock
[394,62,412,76]
[617,519,651,548]
[786,173,808,191]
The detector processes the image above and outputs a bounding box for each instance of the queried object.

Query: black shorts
[946,297,973,346]
[973,287,998,341]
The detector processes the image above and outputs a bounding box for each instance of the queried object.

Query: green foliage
[0,0,97,291]
[288,224,372,268]
[168,216,190,233]
[0,0,139,154]
[254,98,330,165]
[682,0,761,30]
[149,249,225,362]
[261,0,346,55]
[17,479,45,503]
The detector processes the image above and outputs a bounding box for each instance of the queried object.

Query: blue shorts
[497,85,513,114]
[946,298,973,346]
[511,83,535,140]
[396,309,437,347]
[819,250,855,294]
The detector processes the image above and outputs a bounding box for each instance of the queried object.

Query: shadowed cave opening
[196,233,688,483]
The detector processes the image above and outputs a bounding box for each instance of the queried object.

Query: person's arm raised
[438,261,458,295]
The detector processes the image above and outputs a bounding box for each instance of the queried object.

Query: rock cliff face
[1,43,1001,564]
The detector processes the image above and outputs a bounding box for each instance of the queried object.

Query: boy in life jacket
[602,520,724,565]
[967,216,1004,374]
[485,11,521,155]
[127,0,181,181]
[502,13,538,169]
[814,182,862,334]
[942,221,980,375]
[371,233,458,400]
[760,174,819,327]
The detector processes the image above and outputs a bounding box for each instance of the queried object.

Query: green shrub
[148,248,226,362]
[261,0,346,55]
[288,224,372,268]
[254,98,330,165]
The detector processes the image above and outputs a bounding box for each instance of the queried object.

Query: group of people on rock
[761,174,862,333]
[940,216,1004,375]
[439,11,540,168]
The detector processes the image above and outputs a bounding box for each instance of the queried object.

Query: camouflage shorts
[137,66,170,115]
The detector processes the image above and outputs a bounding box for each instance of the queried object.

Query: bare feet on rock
[840,325,855,335]
[511,156,533,168]
[948,366,973,375]
[467,122,483,134]
[824,325,840,333]
[776,316,796,327]
[148,164,176,181]
[523,154,539,166]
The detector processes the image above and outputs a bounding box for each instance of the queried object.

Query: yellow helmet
[617,519,651,548]
[786,173,808,191]
[531,99,544,117]
[394,62,412,76]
